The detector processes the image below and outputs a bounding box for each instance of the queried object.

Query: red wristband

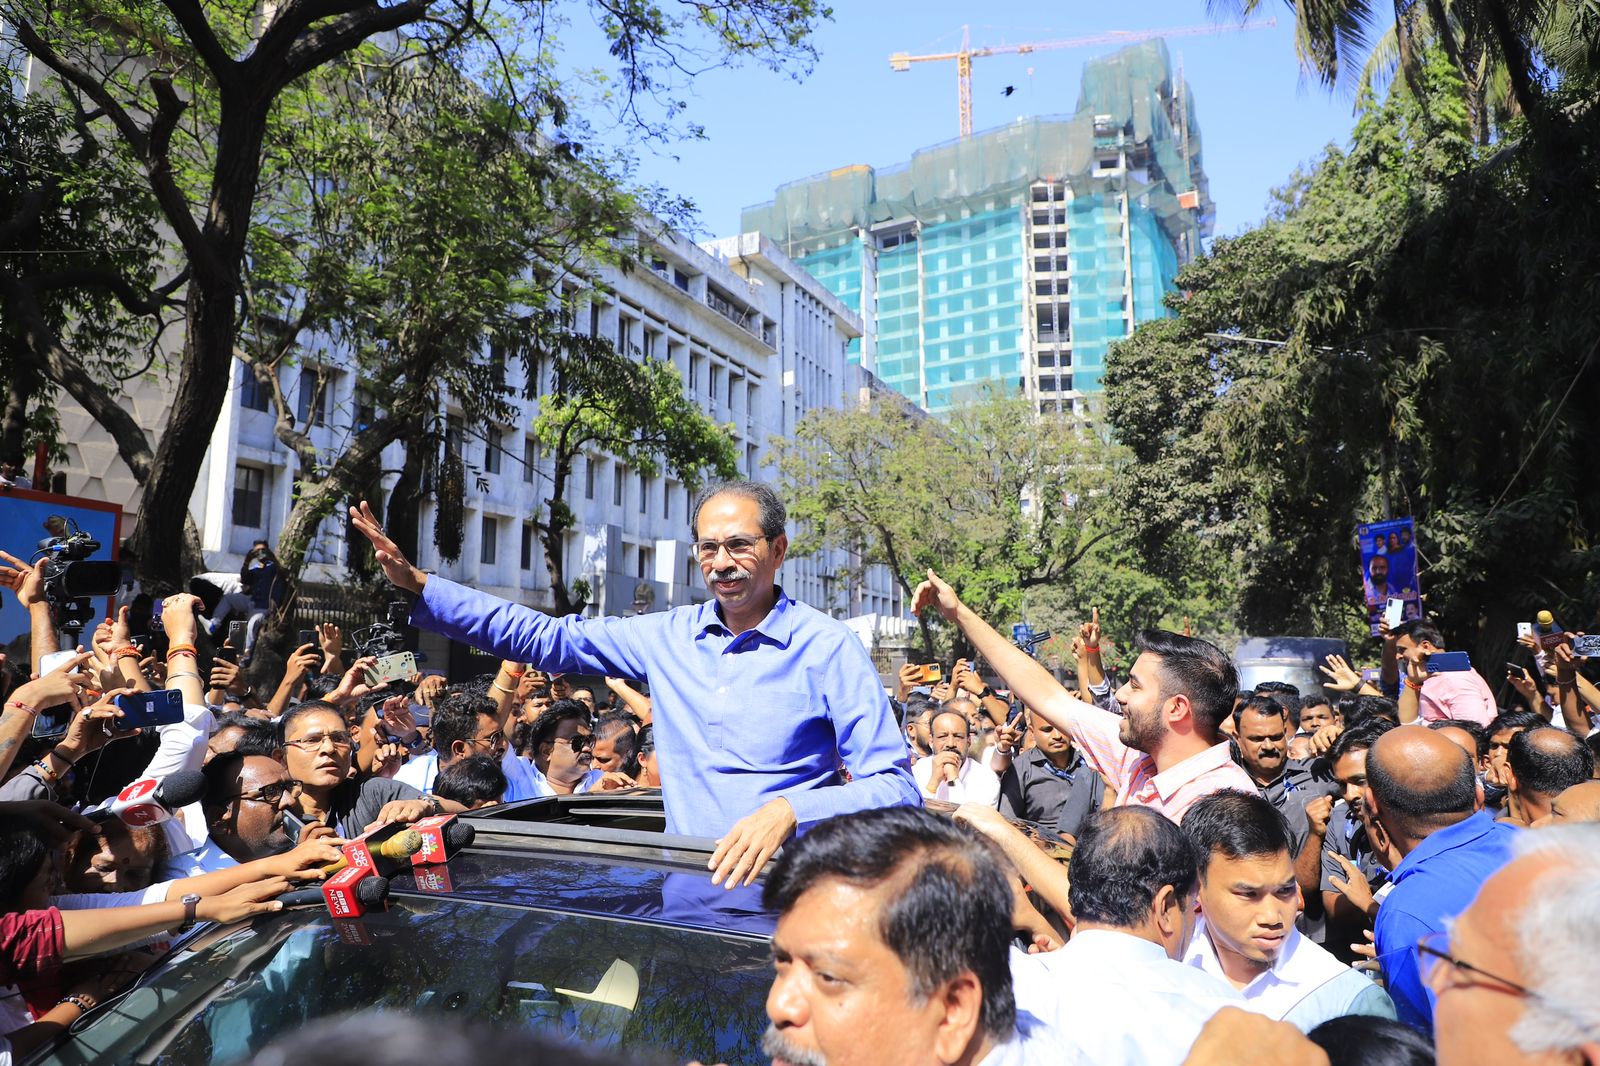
[6,699,37,716]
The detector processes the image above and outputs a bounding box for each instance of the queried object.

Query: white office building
[48,224,906,631]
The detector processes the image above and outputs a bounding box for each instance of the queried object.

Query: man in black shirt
[993,709,1105,840]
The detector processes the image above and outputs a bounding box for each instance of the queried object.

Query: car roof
[386,792,776,939]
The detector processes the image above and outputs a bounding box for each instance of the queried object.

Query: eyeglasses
[233,781,299,806]
[693,535,768,561]
[1417,930,1531,997]
[547,733,593,753]
[284,731,355,753]
[474,731,507,749]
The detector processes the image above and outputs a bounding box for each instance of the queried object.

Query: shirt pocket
[720,690,828,768]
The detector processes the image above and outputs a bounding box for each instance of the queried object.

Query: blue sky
[559,1,1373,243]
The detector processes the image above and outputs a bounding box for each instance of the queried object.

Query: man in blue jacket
[350,480,918,889]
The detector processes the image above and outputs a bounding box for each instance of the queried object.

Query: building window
[638,546,653,579]
[663,480,674,520]
[639,473,648,514]
[584,456,595,499]
[484,428,502,474]
[613,464,624,507]
[589,301,601,337]
[297,369,327,427]
[233,465,266,528]
[522,438,537,483]
[520,522,534,570]
[480,516,498,566]
[445,415,463,457]
[238,362,270,412]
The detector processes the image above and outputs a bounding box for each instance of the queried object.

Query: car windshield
[56,896,772,1066]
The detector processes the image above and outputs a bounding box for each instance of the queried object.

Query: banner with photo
[1357,517,1422,637]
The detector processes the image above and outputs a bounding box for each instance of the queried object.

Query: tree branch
[159,0,238,81]
[270,0,435,90]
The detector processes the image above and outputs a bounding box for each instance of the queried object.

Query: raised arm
[604,676,653,725]
[350,501,648,678]
[912,570,1129,786]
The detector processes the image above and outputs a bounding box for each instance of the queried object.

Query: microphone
[321,829,422,877]
[279,875,390,911]
[104,769,208,827]
[411,816,474,866]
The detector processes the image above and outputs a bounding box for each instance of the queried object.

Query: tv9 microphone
[104,770,207,827]
[410,814,475,866]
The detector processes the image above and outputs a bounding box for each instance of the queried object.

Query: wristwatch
[179,893,202,932]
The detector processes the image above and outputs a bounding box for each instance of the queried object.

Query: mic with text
[278,874,390,912]
[322,828,423,877]
[411,815,475,866]
[103,770,207,827]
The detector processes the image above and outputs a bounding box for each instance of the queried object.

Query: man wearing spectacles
[199,753,303,865]
[350,481,917,888]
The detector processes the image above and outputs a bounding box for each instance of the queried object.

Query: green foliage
[1105,48,1600,667]
[0,74,166,462]
[774,388,1214,649]
[530,342,739,610]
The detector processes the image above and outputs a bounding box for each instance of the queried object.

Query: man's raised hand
[348,501,426,594]
[911,569,962,621]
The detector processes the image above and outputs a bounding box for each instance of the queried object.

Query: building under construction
[741,40,1214,414]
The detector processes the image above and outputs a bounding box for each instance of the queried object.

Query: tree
[529,346,740,615]
[772,391,964,657]
[775,388,1129,655]
[1105,49,1600,670]
[0,0,831,591]
[234,48,636,628]
[0,66,175,481]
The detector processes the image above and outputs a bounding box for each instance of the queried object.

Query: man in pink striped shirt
[913,571,1257,825]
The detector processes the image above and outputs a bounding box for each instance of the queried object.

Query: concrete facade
[42,224,905,627]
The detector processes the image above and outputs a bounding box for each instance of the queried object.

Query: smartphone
[1505,661,1525,676]
[1516,622,1534,639]
[114,689,185,729]
[1573,634,1600,657]
[151,598,164,620]
[1426,651,1473,674]
[1005,703,1025,730]
[39,649,79,676]
[297,629,317,650]
[917,663,943,685]
[214,644,238,665]
[365,651,417,687]
[30,706,74,739]
[1383,598,1405,628]
[227,621,248,648]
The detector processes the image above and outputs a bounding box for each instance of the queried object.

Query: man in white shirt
[1179,790,1395,1031]
[1010,807,1242,1066]
[393,690,540,801]
[912,709,1002,807]
[761,805,1080,1066]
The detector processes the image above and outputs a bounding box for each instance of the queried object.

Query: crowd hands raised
[5,473,1600,1066]
[0,542,658,1065]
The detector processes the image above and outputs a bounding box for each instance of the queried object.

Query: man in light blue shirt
[350,480,918,888]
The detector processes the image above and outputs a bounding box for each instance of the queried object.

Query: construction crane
[890,20,1277,138]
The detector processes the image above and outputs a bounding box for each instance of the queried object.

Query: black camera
[37,524,121,636]
[352,600,418,660]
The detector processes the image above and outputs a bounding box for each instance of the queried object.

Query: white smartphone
[1384,598,1405,628]
[365,651,417,687]
[1516,622,1534,639]
[39,649,80,675]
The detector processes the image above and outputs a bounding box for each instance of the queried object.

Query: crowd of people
[0,478,1596,1066]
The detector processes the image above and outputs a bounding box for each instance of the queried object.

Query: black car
[33,794,777,1066]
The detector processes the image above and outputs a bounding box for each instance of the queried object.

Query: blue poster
[1356,517,1422,637]
[0,489,124,652]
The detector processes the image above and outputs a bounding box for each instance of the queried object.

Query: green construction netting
[741,40,1212,255]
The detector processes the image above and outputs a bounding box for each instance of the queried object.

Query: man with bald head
[1363,725,1520,1033]
[1505,727,1594,826]
[1544,779,1600,825]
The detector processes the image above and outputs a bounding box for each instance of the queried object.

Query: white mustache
[763,1026,827,1066]
[710,566,751,583]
